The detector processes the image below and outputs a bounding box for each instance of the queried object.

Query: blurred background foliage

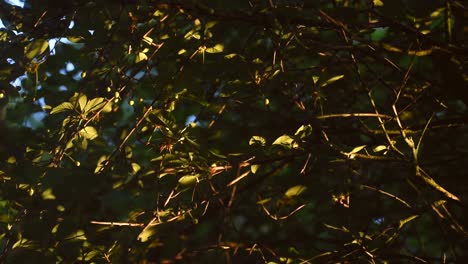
[0,0,467,263]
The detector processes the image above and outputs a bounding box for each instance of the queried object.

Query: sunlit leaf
[84,97,105,113]
[312,76,319,84]
[78,94,88,112]
[131,163,141,174]
[373,145,387,152]
[323,223,349,233]
[349,145,366,155]
[95,155,108,173]
[136,52,148,63]
[137,227,156,242]
[249,136,266,146]
[294,124,313,139]
[320,75,344,87]
[50,102,74,114]
[67,36,84,42]
[272,135,294,147]
[24,39,49,60]
[285,185,307,198]
[373,0,383,6]
[178,175,200,186]
[205,44,224,53]
[224,53,238,59]
[79,126,98,140]
[251,164,260,174]
[257,198,272,205]
[398,215,419,229]
[65,229,87,241]
[41,188,56,200]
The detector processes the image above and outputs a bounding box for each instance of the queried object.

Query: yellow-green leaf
[349,145,366,155]
[41,188,56,200]
[285,185,307,198]
[312,76,319,84]
[24,39,49,60]
[320,75,344,87]
[84,97,104,112]
[178,175,200,186]
[137,227,156,242]
[257,197,272,205]
[373,0,383,6]
[95,155,109,173]
[79,126,98,140]
[249,136,266,146]
[294,124,313,138]
[373,145,387,152]
[50,102,74,114]
[272,135,294,146]
[205,44,224,53]
[398,215,419,229]
[251,164,260,174]
[65,229,87,241]
[78,94,88,112]
[224,53,238,59]
[136,52,148,63]
[67,36,84,43]
[131,163,141,174]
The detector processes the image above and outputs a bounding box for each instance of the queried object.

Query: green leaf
[285,185,307,198]
[320,75,344,87]
[178,175,200,186]
[373,0,384,6]
[50,102,74,114]
[131,163,141,174]
[137,227,157,242]
[251,164,260,174]
[67,36,84,42]
[65,229,87,241]
[224,53,238,59]
[294,124,313,139]
[84,97,105,113]
[79,126,98,140]
[257,198,272,205]
[41,188,56,200]
[312,76,319,84]
[348,145,366,155]
[135,52,148,63]
[205,44,224,53]
[78,94,88,112]
[24,39,49,60]
[95,155,108,173]
[398,215,419,229]
[249,136,266,146]
[373,145,387,152]
[272,135,294,147]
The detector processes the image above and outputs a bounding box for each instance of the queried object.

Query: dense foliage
[1,0,467,263]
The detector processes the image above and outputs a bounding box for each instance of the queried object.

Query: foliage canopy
[0,0,467,263]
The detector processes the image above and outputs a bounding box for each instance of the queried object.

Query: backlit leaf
[285,185,307,198]
[249,136,266,146]
[205,44,224,53]
[320,75,344,87]
[349,145,366,155]
[272,135,294,147]
[79,126,98,140]
[78,94,88,112]
[24,39,49,60]
[178,175,200,186]
[136,52,148,63]
[50,102,74,114]
[84,97,105,113]
[251,164,260,174]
